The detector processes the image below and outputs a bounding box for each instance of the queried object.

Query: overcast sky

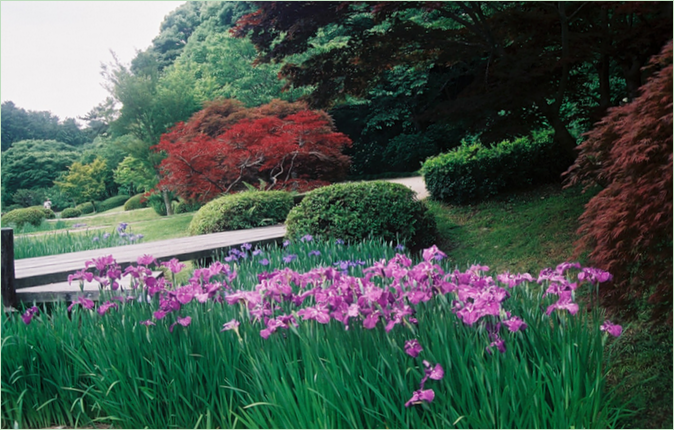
[1,1,186,121]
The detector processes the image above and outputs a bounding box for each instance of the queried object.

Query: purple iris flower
[600,320,623,337]
[259,258,270,266]
[162,258,186,274]
[335,239,345,245]
[404,389,435,407]
[502,316,527,332]
[394,243,405,251]
[221,319,240,332]
[422,245,447,262]
[300,234,313,242]
[140,320,155,327]
[241,243,253,251]
[283,254,297,264]
[97,301,118,316]
[545,291,579,316]
[578,267,613,284]
[283,240,291,248]
[404,339,423,358]
[308,250,321,257]
[68,296,95,312]
[21,306,40,325]
[117,222,128,233]
[137,254,156,266]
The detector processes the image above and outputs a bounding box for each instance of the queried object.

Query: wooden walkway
[4,225,286,304]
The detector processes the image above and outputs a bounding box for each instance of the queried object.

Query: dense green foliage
[421,130,569,204]
[1,140,81,207]
[60,207,82,219]
[75,202,95,215]
[188,191,293,235]
[0,102,91,151]
[123,194,148,211]
[286,181,436,251]
[96,195,130,213]
[1,207,46,229]
[34,206,55,220]
[55,158,108,206]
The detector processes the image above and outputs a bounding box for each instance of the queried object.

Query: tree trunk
[162,189,173,216]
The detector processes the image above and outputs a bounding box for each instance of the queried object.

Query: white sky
[1,1,186,121]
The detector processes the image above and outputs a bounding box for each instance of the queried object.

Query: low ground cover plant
[2,239,626,429]
[286,181,437,252]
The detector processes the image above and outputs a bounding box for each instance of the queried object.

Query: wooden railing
[1,225,286,306]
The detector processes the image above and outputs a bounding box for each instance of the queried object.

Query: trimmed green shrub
[174,198,203,214]
[421,129,572,204]
[285,181,437,252]
[1,207,46,229]
[60,207,82,219]
[189,191,294,235]
[30,206,55,219]
[124,194,148,211]
[98,195,130,212]
[75,202,95,214]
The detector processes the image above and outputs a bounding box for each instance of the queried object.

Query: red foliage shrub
[153,99,352,202]
[565,41,673,322]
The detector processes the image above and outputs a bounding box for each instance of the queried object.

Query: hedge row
[421,129,572,204]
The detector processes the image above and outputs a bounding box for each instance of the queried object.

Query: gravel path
[384,176,429,200]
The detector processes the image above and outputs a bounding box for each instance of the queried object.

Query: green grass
[13,207,196,258]
[426,183,597,273]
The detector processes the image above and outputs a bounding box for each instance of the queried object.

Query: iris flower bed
[2,239,626,429]
[13,222,144,259]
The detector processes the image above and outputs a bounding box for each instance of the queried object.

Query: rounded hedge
[124,194,148,211]
[60,207,82,219]
[1,207,46,229]
[98,195,130,212]
[31,206,55,219]
[189,191,294,235]
[285,181,437,252]
[75,202,95,214]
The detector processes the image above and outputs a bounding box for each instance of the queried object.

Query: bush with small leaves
[124,194,148,211]
[98,195,130,212]
[75,202,95,214]
[285,181,437,252]
[1,207,46,229]
[60,207,82,219]
[189,191,294,235]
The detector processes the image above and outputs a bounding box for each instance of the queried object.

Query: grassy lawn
[426,183,597,273]
[47,207,195,242]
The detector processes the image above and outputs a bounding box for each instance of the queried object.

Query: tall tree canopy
[233,1,672,160]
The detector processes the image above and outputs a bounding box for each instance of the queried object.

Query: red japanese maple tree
[153,99,352,202]
[566,41,673,322]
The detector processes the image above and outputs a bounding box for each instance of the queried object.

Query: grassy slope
[426,183,595,273]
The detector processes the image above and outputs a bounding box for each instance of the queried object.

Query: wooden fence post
[1,228,17,308]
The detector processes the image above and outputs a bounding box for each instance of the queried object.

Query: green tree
[1,102,90,150]
[1,139,80,206]
[113,155,157,195]
[55,158,108,210]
